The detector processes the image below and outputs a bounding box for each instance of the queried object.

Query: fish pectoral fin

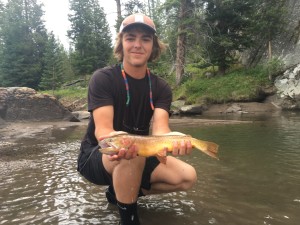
[156,155,167,164]
[156,149,167,164]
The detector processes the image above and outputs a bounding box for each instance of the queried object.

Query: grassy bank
[43,87,87,99]
[173,66,273,104]
[41,66,274,108]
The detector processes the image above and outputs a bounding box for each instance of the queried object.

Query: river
[1,111,300,225]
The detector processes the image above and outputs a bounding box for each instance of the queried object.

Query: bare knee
[180,165,197,190]
[149,157,198,193]
[171,164,197,191]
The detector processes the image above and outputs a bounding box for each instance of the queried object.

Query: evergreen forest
[0,0,288,103]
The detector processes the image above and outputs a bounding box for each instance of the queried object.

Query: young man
[77,13,197,225]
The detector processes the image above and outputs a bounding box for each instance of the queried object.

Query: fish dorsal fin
[162,131,186,136]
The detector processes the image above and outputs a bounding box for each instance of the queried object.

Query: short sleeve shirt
[84,65,172,145]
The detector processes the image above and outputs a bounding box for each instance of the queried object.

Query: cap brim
[121,23,156,33]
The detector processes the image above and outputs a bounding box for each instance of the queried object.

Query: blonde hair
[113,26,166,62]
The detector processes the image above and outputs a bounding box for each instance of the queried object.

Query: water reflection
[1,112,300,224]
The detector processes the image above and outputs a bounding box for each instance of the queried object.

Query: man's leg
[112,157,145,202]
[103,155,146,225]
[142,156,197,195]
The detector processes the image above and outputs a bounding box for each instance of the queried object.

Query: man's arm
[93,105,138,160]
[93,105,114,139]
[151,108,171,135]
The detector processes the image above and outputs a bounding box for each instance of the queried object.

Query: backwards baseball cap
[119,13,156,33]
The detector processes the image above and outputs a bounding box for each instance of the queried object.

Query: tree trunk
[115,0,121,19]
[175,33,186,85]
[268,40,273,81]
[147,0,152,17]
[175,0,188,86]
[218,64,226,76]
[115,0,122,32]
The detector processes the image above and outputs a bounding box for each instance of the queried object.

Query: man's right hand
[107,143,138,161]
[98,131,139,161]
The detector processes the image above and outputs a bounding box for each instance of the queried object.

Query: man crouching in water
[77,13,197,225]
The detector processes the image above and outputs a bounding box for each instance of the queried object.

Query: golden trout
[99,133,219,163]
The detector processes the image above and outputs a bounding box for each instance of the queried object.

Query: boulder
[171,100,186,115]
[0,87,79,122]
[274,63,300,110]
[171,100,186,109]
[179,104,204,115]
[72,111,90,120]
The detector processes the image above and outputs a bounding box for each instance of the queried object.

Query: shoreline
[0,116,253,144]
[0,101,280,143]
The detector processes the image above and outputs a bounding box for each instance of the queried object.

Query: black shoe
[105,186,117,205]
[105,185,145,205]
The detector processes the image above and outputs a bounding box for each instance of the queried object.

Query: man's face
[122,28,154,68]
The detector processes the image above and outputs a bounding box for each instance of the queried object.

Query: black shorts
[77,140,160,190]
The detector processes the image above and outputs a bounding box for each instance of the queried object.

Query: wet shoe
[105,186,117,205]
[105,185,145,205]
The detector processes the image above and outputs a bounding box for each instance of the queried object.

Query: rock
[179,104,204,115]
[0,87,79,122]
[62,98,87,111]
[274,63,300,109]
[72,111,90,120]
[171,100,186,115]
[172,100,186,109]
[225,104,242,113]
[201,100,280,115]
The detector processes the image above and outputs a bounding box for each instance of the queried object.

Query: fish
[98,133,219,163]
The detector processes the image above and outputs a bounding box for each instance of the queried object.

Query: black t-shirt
[83,64,172,145]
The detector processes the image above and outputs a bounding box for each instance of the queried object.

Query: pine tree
[246,0,287,66]
[39,32,65,90]
[199,0,286,74]
[160,0,198,85]
[68,0,112,76]
[124,0,145,14]
[0,0,48,88]
[201,0,255,75]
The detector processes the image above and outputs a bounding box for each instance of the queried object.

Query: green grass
[40,87,87,100]
[173,66,272,104]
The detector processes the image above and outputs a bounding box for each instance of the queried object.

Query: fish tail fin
[191,138,219,160]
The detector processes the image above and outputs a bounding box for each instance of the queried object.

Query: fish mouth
[98,139,112,149]
[98,139,119,155]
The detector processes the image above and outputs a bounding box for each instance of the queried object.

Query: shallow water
[1,112,300,225]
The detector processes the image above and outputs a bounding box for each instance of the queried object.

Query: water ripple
[1,115,300,225]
